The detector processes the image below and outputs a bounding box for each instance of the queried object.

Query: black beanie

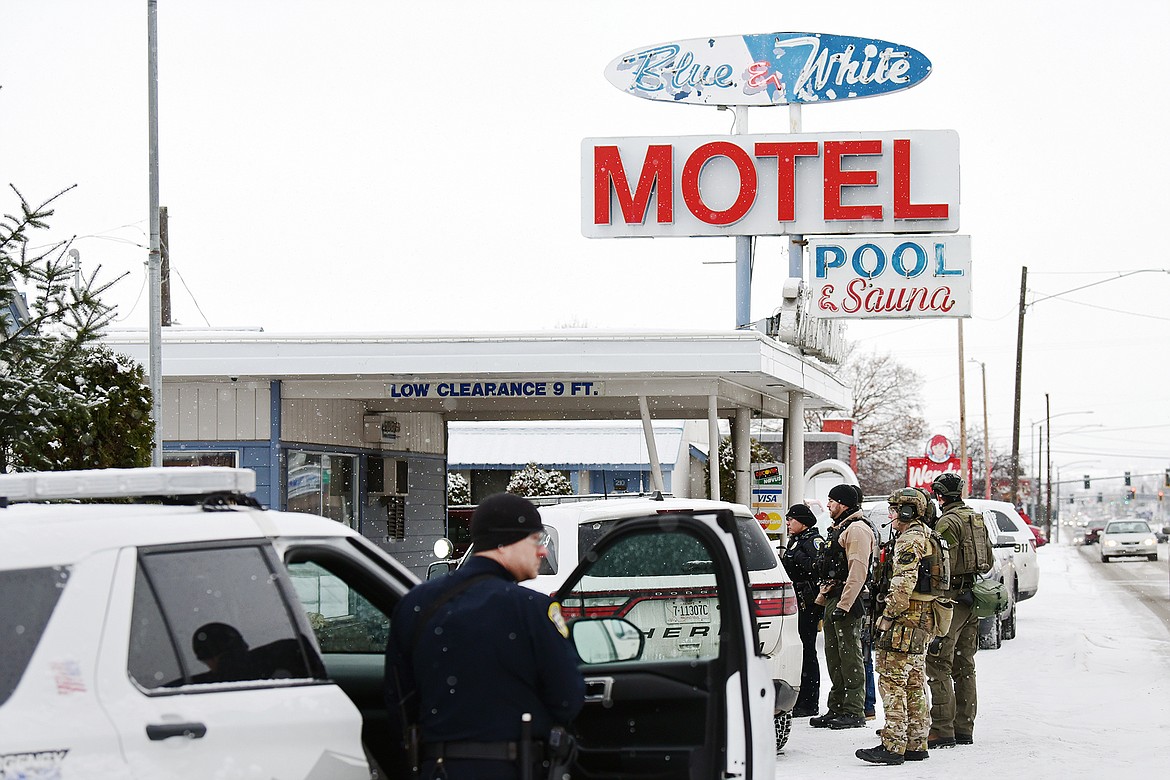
[471,493,543,549]
[828,484,861,509]
[785,504,816,526]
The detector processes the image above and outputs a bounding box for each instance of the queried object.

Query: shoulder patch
[548,602,569,639]
[813,538,825,550]
[897,550,918,565]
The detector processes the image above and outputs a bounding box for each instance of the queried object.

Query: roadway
[1075,540,1170,632]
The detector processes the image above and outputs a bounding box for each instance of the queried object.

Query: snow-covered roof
[103,327,850,419]
[448,420,685,469]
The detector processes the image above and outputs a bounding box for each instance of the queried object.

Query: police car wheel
[1000,603,1016,641]
[774,711,792,753]
[977,614,1001,650]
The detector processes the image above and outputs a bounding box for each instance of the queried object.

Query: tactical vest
[913,526,951,597]
[820,515,871,584]
[940,502,994,577]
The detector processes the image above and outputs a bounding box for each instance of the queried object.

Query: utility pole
[147,0,163,467]
[1045,393,1052,540]
[160,206,171,326]
[1010,266,1027,507]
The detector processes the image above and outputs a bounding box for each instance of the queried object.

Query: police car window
[991,511,1017,533]
[128,565,184,689]
[732,514,783,571]
[579,515,775,572]
[287,560,389,654]
[0,567,70,707]
[133,546,320,687]
[539,525,558,575]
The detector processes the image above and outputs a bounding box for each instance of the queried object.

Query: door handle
[146,722,207,741]
[583,677,613,705]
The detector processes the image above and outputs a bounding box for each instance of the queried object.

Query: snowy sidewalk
[776,543,1170,777]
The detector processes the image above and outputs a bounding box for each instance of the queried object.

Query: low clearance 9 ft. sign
[581,130,958,238]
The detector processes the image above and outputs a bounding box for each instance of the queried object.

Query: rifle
[868,536,894,646]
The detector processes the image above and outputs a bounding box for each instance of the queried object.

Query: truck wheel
[774,711,792,753]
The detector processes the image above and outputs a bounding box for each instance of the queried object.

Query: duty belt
[421,740,543,762]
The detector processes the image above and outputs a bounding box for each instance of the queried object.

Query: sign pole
[734,106,751,328]
[958,320,969,497]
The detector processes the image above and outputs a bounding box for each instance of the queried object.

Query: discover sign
[582,130,959,238]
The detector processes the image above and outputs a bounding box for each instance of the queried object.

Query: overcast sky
[3,1,1167,491]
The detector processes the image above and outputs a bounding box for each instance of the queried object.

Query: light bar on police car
[0,467,257,502]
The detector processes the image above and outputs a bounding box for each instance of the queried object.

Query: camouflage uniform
[874,520,935,756]
[926,497,988,742]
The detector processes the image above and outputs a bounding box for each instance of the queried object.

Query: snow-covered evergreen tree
[1,186,149,471]
[506,463,572,497]
[447,471,471,505]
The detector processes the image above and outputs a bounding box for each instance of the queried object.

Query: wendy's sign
[906,457,972,493]
[809,235,971,319]
[604,32,932,106]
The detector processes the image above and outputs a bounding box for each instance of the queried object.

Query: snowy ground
[776,542,1170,777]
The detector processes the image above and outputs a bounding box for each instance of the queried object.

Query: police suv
[2,469,778,780]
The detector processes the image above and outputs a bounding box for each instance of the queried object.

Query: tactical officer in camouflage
[926,472,994,749]
[857,489,938,765]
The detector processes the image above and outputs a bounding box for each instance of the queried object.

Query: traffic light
[1125,488,1136,501]
[1160,490,1165,502]
[1164,468,1169,488]
[1083,475,1091,489]
[1097,493,1103,503]
[1124,471,1131,487]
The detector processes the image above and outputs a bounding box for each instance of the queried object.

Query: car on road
[1083,518,1109,545]
[1099,519,1160,562]
[2,469,778,779]
[436,495,801,754]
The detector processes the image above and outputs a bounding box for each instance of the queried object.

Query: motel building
[107,327,850,577]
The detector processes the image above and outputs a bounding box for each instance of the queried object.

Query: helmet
[931,472,964,500]
[915,487,939,525]
[888,487,927,521]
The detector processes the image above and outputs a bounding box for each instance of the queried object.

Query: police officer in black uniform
[385,493,586,779]
[779,503,825,717]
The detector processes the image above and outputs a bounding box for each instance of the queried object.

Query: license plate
[666,599,710,624]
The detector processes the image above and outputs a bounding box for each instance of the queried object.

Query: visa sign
[582,130,959,238]
[605,32,932,106]
[809,235,971,319]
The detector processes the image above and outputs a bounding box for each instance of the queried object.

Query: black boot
[955,733,974,745]
[827,713,867,729]
[856,745,905,765]
[927,734,956,749]
[904,749,929,761]
[809,712,837,728]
